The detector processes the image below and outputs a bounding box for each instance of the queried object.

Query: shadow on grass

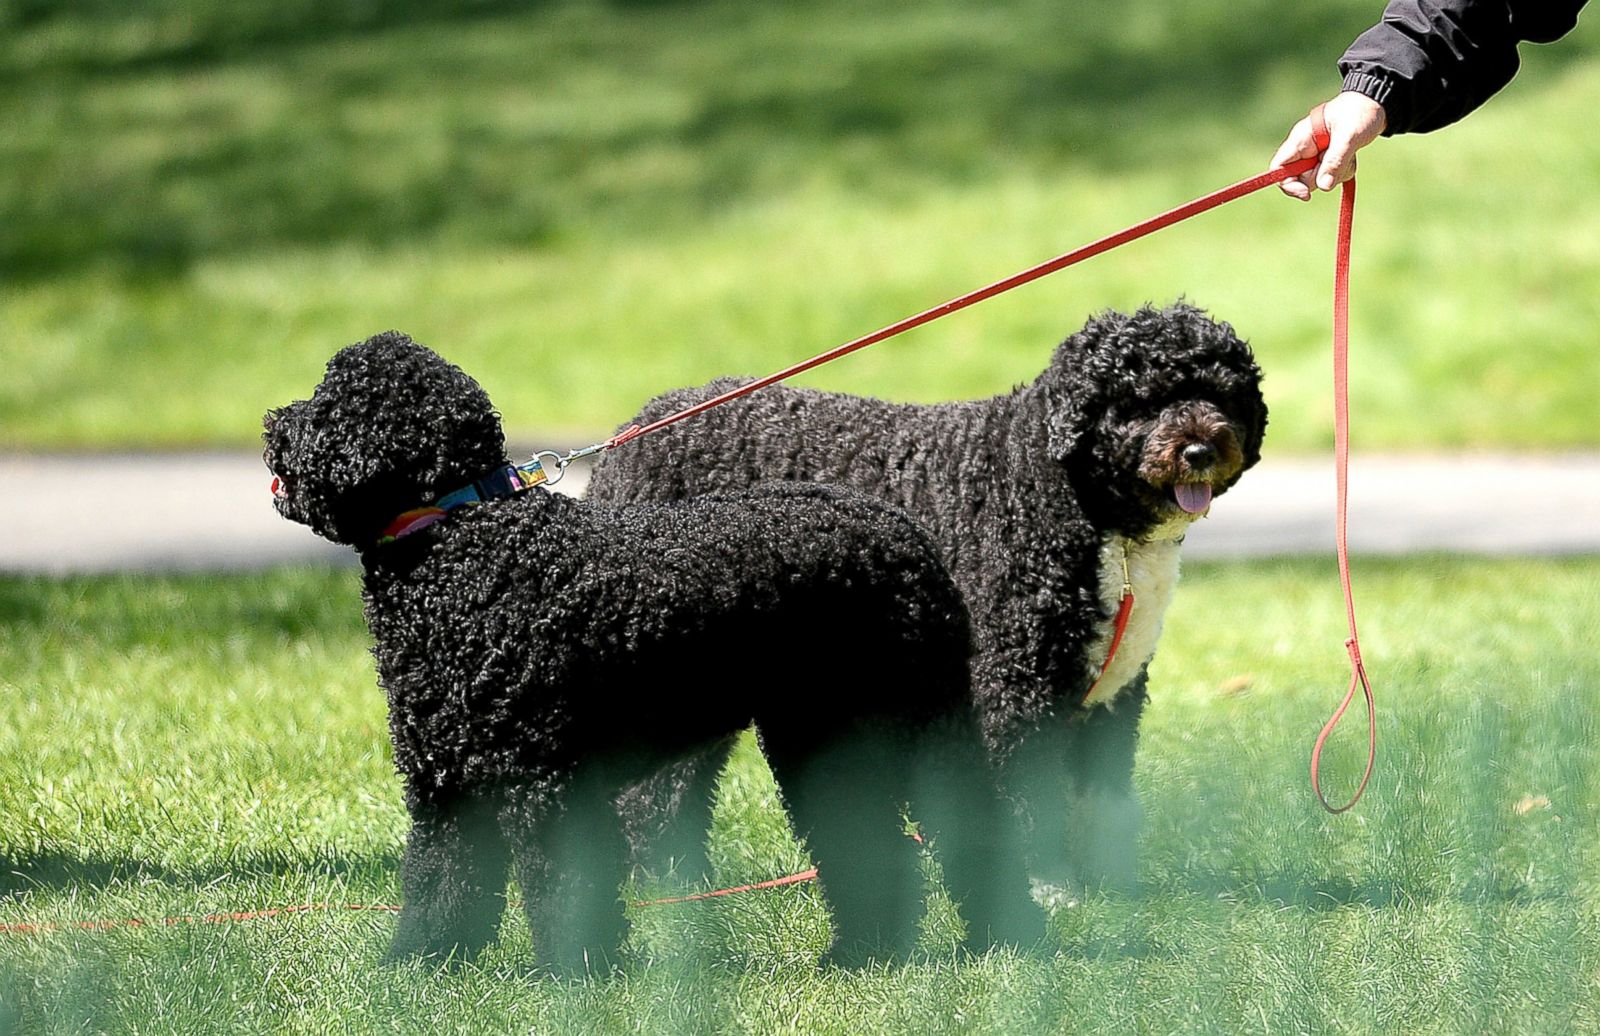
[1163,870,1571,911]
[0,570,365,652]
[0,0,1394,282]
[1045,870,1577,966]
[0,0,555,73]
[0,848,399,902]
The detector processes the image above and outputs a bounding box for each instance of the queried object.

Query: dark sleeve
[1337,0,1588,135]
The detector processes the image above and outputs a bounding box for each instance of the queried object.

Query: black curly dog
[589,302,1267,905]
[263,332,1042,973]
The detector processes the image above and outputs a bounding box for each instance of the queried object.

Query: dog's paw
[1030,878,1085,912]
[382,929,491,970]
[819,940,904,972]
[532,947,624,982]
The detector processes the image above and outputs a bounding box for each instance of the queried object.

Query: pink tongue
[1174,483,1212,514]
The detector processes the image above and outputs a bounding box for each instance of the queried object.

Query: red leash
[0,902,401,936]
[601,156,1322,451]
[1307,105,1377,814]
[629,867,819,908]
[1081,546,1136,706]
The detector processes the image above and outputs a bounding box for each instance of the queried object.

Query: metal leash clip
[522,440,611,489]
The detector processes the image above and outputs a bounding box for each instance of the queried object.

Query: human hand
[1272,91,1388,201]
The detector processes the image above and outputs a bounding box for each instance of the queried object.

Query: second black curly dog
[263,332,1040,973]
[589,302,1268,904]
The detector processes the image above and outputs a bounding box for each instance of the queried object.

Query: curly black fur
[588,302,1268,899]
[263,332,1042,973]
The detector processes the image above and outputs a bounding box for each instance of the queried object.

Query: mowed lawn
[2,0,1598,451]
[2,557,1598,1034]
[4,2,1600,1032]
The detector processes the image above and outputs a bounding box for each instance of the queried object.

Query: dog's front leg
[1006,669,1149,909]
[909,716,1046,953]
[386,791,509,965]
[1063,668,1147,895]
[1000,717,1084,909]
[505,774,631,978]
[614,737,736,883]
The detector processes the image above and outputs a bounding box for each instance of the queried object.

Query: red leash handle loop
[1309,143,1377,814]
[1311,633,1376,815]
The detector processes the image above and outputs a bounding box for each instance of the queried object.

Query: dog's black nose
[1182,443,1217,469]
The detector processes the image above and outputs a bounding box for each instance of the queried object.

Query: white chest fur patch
[1080,521,1190,708]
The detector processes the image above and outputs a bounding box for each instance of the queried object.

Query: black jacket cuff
[1340,70,1405,137]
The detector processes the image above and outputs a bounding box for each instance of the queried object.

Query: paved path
[2,451,1597,574]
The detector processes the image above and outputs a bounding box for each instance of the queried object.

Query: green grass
[2,0,1597,451]
[3,557,1600,1033]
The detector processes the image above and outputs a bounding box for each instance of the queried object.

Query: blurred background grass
[2,0,1596,450]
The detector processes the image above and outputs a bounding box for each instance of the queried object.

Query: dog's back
[588,378,1016,560]
[364,480,975,783]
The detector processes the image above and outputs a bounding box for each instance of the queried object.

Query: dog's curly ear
[1041,313,1120,463]
[1233,364,1269,471]
[1044,379,1091,462]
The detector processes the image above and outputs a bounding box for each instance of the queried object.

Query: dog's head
[262,332,507,546]
[1039,303,1267,539]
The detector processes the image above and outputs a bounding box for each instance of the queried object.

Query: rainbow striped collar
[377,458,552,545]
